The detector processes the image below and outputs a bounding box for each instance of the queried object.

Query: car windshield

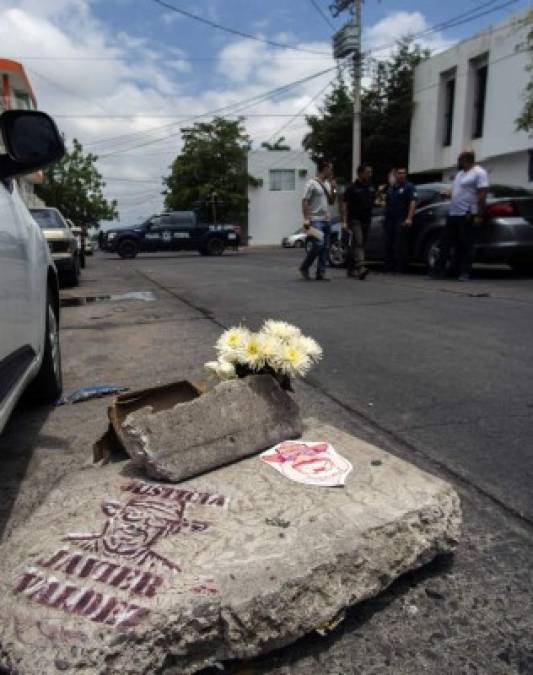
[31,209,66,229]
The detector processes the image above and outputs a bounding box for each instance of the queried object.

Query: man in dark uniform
[383,167,417,273]
[342,164,375,280]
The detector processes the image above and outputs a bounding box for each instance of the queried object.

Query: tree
[516,9,533,134]
[302,40,430,184]
[261,136,291,151]
[303,75,353,183]
[36,138,118,227]
[362,39,430,183]
[163,117,254,223]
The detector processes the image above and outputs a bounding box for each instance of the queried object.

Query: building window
[13,90,31,110]
[472,62,488,139]
[442,77,455,147]
[269,169,296,191]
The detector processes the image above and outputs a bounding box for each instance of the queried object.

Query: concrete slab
[0,421,461,674]
[120,375,303,482]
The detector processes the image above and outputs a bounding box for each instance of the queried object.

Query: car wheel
[329,239,348,268]
[118,239,139,259]
[424,232,443,273]
[295,239,305,248]
[65,254,80,287]
[205,237,225,256]
[27,288,63,403]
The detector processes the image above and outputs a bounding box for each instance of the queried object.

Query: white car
[32,208,81,284]
[0,109,65,433]
[281,228,307,248]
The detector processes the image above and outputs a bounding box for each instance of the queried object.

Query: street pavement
[1,248,533,674]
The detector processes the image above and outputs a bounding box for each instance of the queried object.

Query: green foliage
[516,9,533,134]
[303,75,353,183]
[163,117,253,222]
[35,138,117,227]
[261,136,291,151]
[303,39,430,184]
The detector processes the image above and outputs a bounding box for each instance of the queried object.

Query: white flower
[204,359,237,380]
[238,333,265,370]
[216,360,237,380]
[295,335,323,362]
[276,342,312,378]
[261,320,301,343]
[204,361,220,375]
[215,326,250,361]
[257,333,284,369]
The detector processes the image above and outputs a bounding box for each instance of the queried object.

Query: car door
[161,213,196,250]
[0,179,33,386]
[365,207,385,260]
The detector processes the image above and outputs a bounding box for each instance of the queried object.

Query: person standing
[432,150,489,281]
[300,159,337,281]
[341,164,375,280]
[383,167,417,273]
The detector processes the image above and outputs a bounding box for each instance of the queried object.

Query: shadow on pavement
[0,401,57,541]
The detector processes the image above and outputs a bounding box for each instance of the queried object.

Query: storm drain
[61,291,157,307]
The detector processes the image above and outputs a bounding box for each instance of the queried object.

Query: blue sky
[0,0,529,220]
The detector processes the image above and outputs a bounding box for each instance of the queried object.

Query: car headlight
[107,232,117,240]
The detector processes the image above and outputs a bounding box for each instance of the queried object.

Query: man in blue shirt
[384,168,417,273]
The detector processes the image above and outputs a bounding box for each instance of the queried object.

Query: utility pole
[352,0,362,180]
[331,0,363,180]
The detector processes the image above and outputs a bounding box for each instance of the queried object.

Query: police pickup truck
[102,211,240,259]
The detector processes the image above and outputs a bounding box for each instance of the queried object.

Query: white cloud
[0,2,455,223]
[365,11,453,58]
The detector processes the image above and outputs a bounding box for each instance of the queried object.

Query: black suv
[102,211,240,259]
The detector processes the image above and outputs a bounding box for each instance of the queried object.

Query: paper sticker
[260,441,352,487]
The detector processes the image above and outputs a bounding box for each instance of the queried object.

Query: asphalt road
[1,247,532,674]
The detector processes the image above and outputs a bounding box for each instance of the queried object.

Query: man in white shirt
[432,150,489,281]
[300,159,336,281]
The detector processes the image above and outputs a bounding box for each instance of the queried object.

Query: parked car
[327,183,533,272]
[68,221,90,269]
[102,211,240,258]
[30,207,81,285]
[0,109,65,433]
[282,228,307,248]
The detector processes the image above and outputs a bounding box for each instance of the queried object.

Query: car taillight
[485,202,516,218]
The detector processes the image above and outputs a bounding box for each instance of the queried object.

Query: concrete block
[120,374,303,482]
[0,420,461,674]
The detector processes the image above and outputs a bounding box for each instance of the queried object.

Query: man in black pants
[432,150,489,281]
[383,167,417,273]
[342,164,375,280]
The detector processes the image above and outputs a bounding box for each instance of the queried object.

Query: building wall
[410,10,532,188]
[248,151,317,246]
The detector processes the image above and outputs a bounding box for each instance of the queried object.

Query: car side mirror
[0,110,65,179]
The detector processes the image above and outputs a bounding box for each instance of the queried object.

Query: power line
[95,66,340,157]
[151,0,330,55]
[308,0,337,31]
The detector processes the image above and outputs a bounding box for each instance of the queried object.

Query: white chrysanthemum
[215,326,250,361]
[204,361,220,375]
[277,343,312,378]
[238,333,264,370]
[295,335,323,362]
[258,333,284,369]
[261,320,301,343]
[216,360,237,380]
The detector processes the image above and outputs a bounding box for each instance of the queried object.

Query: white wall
[410,10,531,185]
[248,151,316,246]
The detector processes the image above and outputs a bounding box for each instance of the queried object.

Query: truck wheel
[118,239,139,259]
[205,237,225,256]
[27,287,63,403]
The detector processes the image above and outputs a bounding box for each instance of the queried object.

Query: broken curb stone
[0,420,461,675]
[120,374,303,482]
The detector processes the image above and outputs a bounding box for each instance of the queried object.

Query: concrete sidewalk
[1,252,532,674]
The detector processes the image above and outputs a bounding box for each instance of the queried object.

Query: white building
[248,150,316,246]
[409,11,532,188]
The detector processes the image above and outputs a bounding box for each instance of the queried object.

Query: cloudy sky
[0,0,528,223]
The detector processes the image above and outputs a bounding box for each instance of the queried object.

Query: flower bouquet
[205,320,322,391]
